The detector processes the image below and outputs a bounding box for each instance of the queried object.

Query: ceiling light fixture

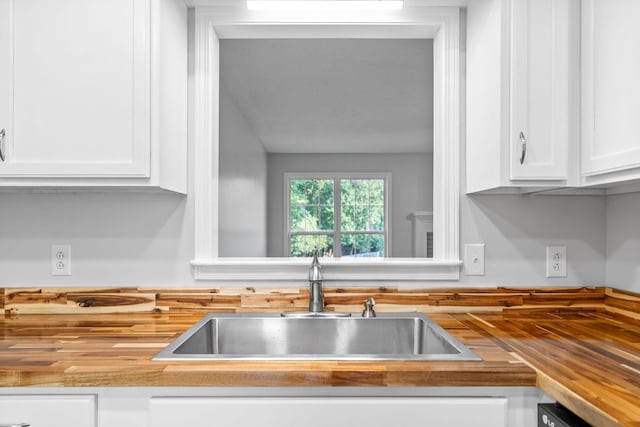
[246,0,404,12]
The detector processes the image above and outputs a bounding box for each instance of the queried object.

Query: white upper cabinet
[0,0,187,192]
[581,0,640,188]
[466,0,579,194]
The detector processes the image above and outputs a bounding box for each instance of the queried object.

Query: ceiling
[220,39,434,154]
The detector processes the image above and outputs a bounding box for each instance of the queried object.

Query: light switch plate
[464,243,485,276]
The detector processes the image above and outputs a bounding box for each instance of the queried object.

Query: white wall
[606,192,640,292]
[266,153,433,258]
[218,85,268,257]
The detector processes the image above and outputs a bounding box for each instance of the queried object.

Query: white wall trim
[408,211,433,258]
[192,5,461,282]
[192,258,462,282]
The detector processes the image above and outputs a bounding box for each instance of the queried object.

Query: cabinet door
[0,0,9,163]
[582,0,640,176]
[0,395,96,427]
[509,0,571,180]
[0,0,150,178]
[150,397,507,427]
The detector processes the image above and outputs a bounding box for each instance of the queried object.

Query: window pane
[341,203,355,231]
[289,234,333,258]
[341,179,355,205]
[370,234,385,256]
[290,179,307,205]
[305,179,319,205]
[354,180,368,205]
[369,179,384,201]
[355,205,368,230]
[340,178,385,232]
[320,206,334,230]
[290,179,335,233]
[370,205,384,231]
[318,179,334,205]
[341,233,384,258]
[290,205,305,231]
[302,206,318,231]
[340,233,356,256]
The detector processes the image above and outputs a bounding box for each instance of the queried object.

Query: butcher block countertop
[0,310,639,427]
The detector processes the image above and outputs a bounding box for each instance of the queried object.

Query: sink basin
[154,312,480,361]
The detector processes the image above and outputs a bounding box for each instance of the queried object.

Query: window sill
[191,258,462,283]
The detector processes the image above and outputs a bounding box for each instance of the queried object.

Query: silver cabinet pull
[0,423,31,427]
[0,128,5,162]
[519,131,527,165]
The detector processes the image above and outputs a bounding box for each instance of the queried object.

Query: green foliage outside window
[289,178,385,257]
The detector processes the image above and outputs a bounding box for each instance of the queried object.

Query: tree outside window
[287,175,389,258]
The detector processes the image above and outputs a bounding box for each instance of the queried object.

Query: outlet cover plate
[51,244,71,276]
[546,245,567,278]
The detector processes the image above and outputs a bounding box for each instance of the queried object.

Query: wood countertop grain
[0,312,534,388]
[455,310,640,427]
[0,308,639,426]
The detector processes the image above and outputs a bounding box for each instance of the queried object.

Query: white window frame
[190,4,461,282]
[284,173,391,258]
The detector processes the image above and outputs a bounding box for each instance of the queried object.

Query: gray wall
[266,153,434,257]
[0,184,608,287]
[459,195,606,286]
[218,85,268,257]
[606,192,640,292]
[0,192,194,286]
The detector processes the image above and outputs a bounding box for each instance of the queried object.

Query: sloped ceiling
[220,39,433,154]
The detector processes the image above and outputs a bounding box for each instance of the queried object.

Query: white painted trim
[192,258,462,281]
[192,5,461,282]
[408,211,433,257]
[184,0,473,8]
[193,15,220,261]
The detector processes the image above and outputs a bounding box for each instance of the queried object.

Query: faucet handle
[362,297,376,318]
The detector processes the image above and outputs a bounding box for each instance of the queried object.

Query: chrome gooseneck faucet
[279,249,350,317]
[308,249,324,313]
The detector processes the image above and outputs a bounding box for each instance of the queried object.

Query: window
[286,174,389,258]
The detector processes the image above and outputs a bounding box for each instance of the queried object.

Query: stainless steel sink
[153,312,480,361]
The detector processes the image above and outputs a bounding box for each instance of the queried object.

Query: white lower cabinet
[0,395,96,427]
[0,387,543,427]
[149,397,508,427]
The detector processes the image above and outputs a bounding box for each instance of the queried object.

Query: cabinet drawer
[150,397,507,427]
[0,395,96,427]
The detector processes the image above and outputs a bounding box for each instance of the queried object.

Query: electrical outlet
[464,243,485,276]
[51,245,71,276]
[546,245,567,278]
